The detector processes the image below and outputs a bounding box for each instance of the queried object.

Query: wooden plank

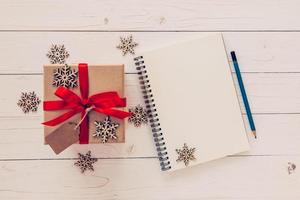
[0,114,299,159]
[0,32,299,73]
[0,74,299,158]
[4,73,300,117]
[0,156,299,199]
[0,0,300,31]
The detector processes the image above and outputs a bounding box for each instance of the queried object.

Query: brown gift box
[44,64,125,148]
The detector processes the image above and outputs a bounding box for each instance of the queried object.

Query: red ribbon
[43,63,131,144]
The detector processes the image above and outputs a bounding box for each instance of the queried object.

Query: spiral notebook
[134,34,250,172]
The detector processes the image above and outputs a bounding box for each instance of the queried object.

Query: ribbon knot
[43,63,131,144]
[81,99,90,107]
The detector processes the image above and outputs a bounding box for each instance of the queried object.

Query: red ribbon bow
[43,63,131,144]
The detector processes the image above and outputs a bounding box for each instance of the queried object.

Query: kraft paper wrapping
[43,64,125,145]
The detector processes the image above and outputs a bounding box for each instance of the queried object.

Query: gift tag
[45,122,79,154]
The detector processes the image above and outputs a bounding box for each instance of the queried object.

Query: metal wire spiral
[134,56,171,171]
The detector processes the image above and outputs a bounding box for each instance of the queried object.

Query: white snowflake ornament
[116,35,138,56]
[47,44,70,64]
[17,91,41,113]
[53,64,78,88]
[128,105,148,127]
[176,143,196,167]
[93,116,119,143]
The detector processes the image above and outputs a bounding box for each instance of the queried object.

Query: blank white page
[141,33,249,172]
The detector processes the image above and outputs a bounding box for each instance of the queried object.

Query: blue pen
[231,51,257,139]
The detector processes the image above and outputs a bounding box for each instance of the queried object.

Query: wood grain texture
[0,0,300,199]
[0,114,299,159]
[0,74,298,159]
[1,156,299,200]
[0,0,300,31]
[3,73,300,117]
[0,32,299,73]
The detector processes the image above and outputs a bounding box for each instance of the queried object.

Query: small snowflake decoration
[74,151,98,173]
[176,143,196,167]
[47,44,70,64]
[93,116,119,143]
[53,64,78,88]
[128,105,148,127]
[116,35,138,56]
[17,91,41,113]
[288,162,296,174]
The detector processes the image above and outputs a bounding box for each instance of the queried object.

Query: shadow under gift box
[43,64,126,146]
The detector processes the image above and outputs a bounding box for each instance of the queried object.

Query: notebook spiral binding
[134,56,171,171]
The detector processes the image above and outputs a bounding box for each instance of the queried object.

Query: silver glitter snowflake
[53,64,78,88]
[47,44,70,64]
[17,91,41,113]
[93,116,119,143]
[176,143,196,167]
[116,35,138,56]
[128,105,148,127]
[74,151,98,173]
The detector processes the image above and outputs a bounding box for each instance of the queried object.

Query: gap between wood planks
[0,154,299,162]
[3,72,300,76]
[1,30,300,32]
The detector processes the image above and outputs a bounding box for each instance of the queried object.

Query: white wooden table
[0,1,300,199]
